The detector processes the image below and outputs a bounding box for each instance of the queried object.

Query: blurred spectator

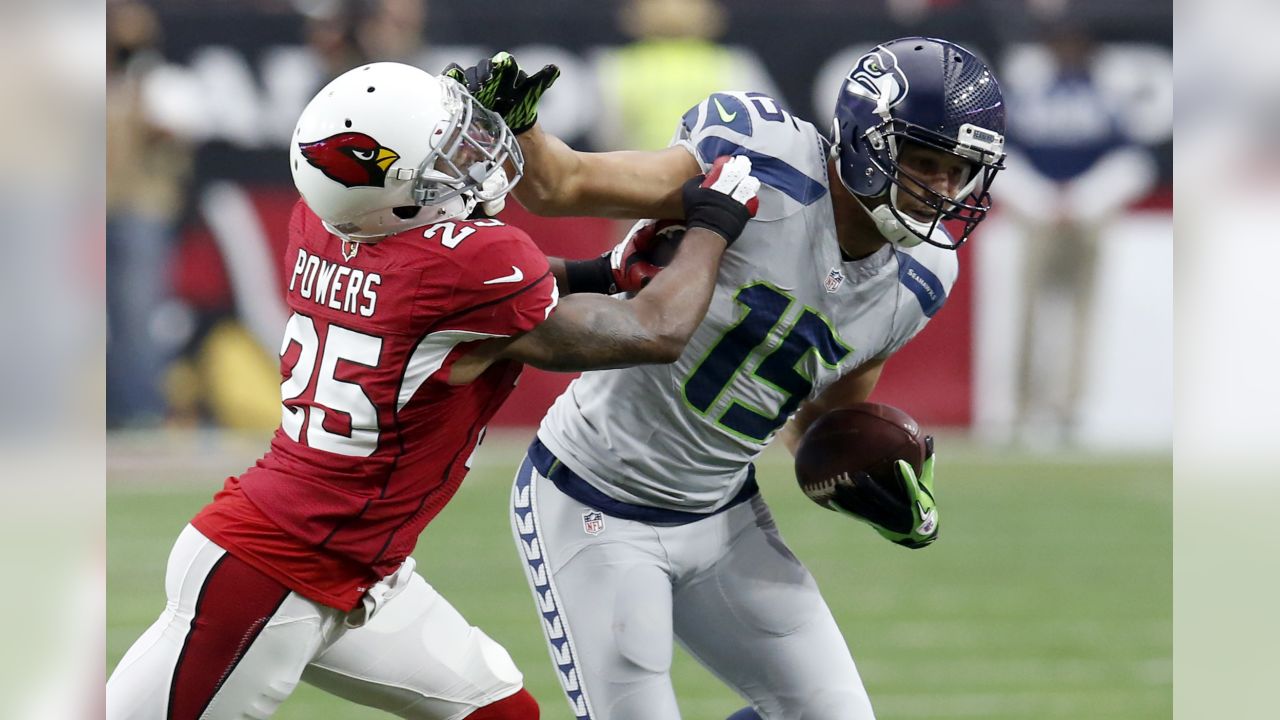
[357,0,427,64]
[0,0,103,439]
[885,0,964,25]
[300,0,366,81]
[999,23,1157,444]
[106,0,193,428]
[295,0,427,95]
[592,0,781,151]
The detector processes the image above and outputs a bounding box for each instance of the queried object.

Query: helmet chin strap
[429,193,476,224]
[860,197,923,248]
[856,185,951,249]
[831,121,925,249]
[475,165,510,216]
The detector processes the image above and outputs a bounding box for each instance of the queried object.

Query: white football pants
[107,525,524,720]
[509,454,876,720]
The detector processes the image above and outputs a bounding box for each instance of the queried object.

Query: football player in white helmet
[289,63,523,239]
[107,61,762,720]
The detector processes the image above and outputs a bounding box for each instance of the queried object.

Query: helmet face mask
[831,38,1007,250]
[865,121,1004,248]
[413,79,523,207]
[291,64,524,241]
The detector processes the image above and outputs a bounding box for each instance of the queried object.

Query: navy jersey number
[683,283,851,441]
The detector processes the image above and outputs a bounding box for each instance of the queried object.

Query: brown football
[794,403,928,510]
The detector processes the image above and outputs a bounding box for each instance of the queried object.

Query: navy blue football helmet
[832,37,1006,249]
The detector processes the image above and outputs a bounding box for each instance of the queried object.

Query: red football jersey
[193,201,557,610]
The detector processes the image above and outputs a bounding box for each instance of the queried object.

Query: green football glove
[877,452,939,549]
[828,438,940,549]
[442,51,560,134]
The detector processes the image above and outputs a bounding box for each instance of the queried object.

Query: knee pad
[467,688,539,720]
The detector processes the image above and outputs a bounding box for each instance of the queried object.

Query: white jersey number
[424,218,504,249]
[279,312,384,457]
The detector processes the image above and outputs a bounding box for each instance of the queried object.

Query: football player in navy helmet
[447,38,1008,720]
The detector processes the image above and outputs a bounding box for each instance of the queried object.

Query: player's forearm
[546,257,571,293]
[514,125,690,219]
[500,229,726,371]
[548,254,621,296]
[502,295,673,372]
[780,403,825,455]
[512,125,585,216]
[779,358,886,455]
[627,228,727,357]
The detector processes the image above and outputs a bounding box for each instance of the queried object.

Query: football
[638,219,685,267]
[794,403,929,514]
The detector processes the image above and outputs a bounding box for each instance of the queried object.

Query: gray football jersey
[538,91,958,512]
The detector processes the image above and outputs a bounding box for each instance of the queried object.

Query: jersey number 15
[683,283,850,442]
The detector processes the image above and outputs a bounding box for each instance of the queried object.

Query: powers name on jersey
[289,248,381,317]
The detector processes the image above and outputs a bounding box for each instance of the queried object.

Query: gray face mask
[410,81,524,209]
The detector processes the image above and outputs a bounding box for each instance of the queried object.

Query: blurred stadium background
[106,0,1172,718]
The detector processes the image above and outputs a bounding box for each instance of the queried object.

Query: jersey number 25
[279,312,383,457]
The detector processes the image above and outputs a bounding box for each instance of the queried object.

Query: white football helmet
[290,62,523,241]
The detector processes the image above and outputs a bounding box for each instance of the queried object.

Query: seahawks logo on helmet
[845,48,910,113]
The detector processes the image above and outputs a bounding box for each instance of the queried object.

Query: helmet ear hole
[392,206,421,219]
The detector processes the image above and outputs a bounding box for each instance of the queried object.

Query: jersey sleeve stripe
[694,137,827,206]
[894,250,948,317]
[397,329,510,410]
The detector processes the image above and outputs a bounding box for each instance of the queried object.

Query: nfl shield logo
[582,510,605,536]
[824,267,845,293]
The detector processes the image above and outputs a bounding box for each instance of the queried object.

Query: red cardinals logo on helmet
[298,132,401,188]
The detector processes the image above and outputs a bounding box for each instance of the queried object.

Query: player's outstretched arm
[444,52,700,219]
[515,129,699,219]
[494,157,759,371]
[546,219,684,296]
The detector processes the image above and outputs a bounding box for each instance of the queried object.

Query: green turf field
[107,431,1171,719]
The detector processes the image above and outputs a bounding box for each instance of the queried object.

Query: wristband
[681,178,752,246]
[563,254,616,295]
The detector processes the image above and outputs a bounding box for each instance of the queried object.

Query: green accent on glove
[442,64,466,84]
[873,454,939,549]
[477,52,517,109]
[507,63,559,134]
[443,52,559,134]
